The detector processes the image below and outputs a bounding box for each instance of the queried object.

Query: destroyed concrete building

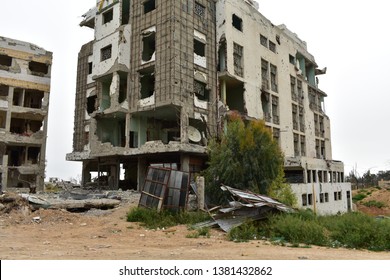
[67,0,352,215]
[0,37,52,192]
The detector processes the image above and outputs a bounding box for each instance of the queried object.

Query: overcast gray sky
[1,0,389,180]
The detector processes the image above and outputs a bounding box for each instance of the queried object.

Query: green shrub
[352,193,366,202]
[319,212,390,251]
[362,200,386,208]
[228,221,263,242]
[186,227,210,238]
[267,213,328,246]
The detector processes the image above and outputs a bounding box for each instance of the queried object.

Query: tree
[204,114,296,206]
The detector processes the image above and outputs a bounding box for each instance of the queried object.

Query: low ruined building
[0,36,52,192]
[67,0,352,215]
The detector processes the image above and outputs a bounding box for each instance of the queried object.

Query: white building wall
[292,183,352,215]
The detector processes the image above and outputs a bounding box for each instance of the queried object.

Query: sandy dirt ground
[1,192,389,260]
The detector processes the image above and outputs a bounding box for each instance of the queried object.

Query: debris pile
[195,185,295,232]
[0,192,31,215]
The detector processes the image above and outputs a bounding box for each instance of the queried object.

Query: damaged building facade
[68,0,351,215]
[0,37,52,192]
[67,0,217,190]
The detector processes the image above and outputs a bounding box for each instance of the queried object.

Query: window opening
[194,2,205,17]
[29,61,48,76]
[101,45,112,61]
[233,43,243,77]
[144,0,156,14]
[269,41,276,53]
[232,14,243,31]
[102,9,113,24]
[0,54,12,67]
[142,29,156,63]
[260,35,267,47]
[194,80,209,101]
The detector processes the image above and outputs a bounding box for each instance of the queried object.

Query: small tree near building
[204,114,296,206]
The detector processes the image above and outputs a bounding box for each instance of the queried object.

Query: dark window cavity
[232,14,243,31]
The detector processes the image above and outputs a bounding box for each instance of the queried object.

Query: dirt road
[0,194,389,260]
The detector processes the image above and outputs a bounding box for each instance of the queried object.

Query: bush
[319,212,390,251]
[352,193,366,202]
[126,207,210,229]
[267,212,328,246]
[226,211,390,251]
[362,200,386,208]
[228,221,263,242]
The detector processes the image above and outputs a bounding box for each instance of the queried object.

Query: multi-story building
[67,0,351,215]
[0,37,52,192]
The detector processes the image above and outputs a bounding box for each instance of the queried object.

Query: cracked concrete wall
[0,37,52,191]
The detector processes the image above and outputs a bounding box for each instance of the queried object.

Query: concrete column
[196,176,205,211]
[180,108,189,144]
[125,113,131,148]
[221,79,227,104]
[180,154,190,173]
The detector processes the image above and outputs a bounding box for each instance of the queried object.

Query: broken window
[325,193,329,202]
[87,95,97,114]
[260,35,268,47]
[10,118,43,135]
[194,38,206,68]
[140,71,155,99]
[293,133,299,157]
[122,0,130,25]
[27,147,40,164]
[270,64,278,92]
[142,28,156,63]
[284,170,304,183]
[261,92,271,122]
[308,194,313,205]
[7,146,24,166]
[232,14,243,31]
[144,0,156,14]
[102,9,113,24]
[96,116,126,147]
[316,139,320,158]
[321,140,325,158]
[129,131,138,148]
[194,2,205,17]
[233,43,243,77]
[271,96,279,125]
[226,81,245,113]
[0,54,12,68]
[29,61,48,76]
[12,88,23,106]
[194,80,209,101]
[88,62,93,74]
[302,194,307,206]
[0,111,6,129]
[261,59,269,89]
[24,89,44,109]
[269,41,276,53]
[0,85,8,105]
[290,76,297,101]
[299,106,305,132]
[289,54,295,65]
[320,193,324,203]
[292,105,298,130]
[300,135,306,156]
[101,45,112,61]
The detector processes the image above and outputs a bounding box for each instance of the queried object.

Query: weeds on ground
[352,193,367,202]
[186,227,210,238]
[227,210,390,251]
[362,200,386,208]
[126,207,210,229]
